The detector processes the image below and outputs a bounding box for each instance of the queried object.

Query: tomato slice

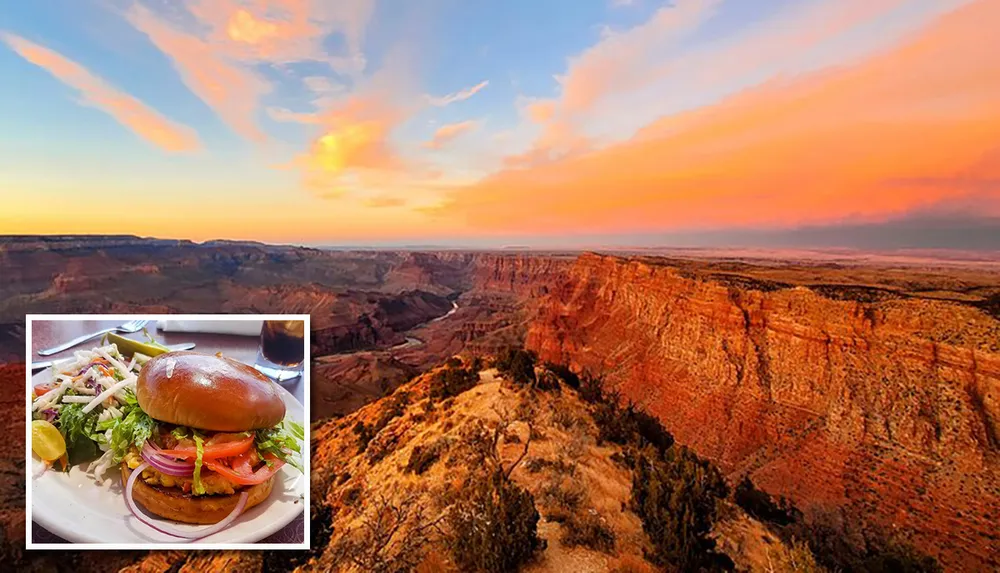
[230,448,260,476]
[34,384,54,397]
[157,434,253,460]
[205,454,285,485]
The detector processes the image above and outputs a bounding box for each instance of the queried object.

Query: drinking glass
[253,320,305,383]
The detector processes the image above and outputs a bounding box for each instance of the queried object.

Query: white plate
[29,368,306,546]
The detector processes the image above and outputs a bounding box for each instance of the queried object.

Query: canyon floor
[1,236,998,571]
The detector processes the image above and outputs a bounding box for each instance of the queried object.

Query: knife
[30,342,197,371]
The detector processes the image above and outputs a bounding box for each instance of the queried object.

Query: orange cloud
[427,80,489,107]
[0,32,199,152]
[524,99,556,124]
[292,93,407,194]
[126,1,376,140]
[558,0,720,117]
[127,4,268,141]
[440,0,1000,234]
[424,121,478,150]
[226,9,281,44]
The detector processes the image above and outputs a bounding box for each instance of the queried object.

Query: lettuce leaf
[96,388,156,463]
[255,420,304,473]
[57,403,100,467]
[192,432,206,495]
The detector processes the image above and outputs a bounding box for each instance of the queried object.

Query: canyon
[1,236,999,570]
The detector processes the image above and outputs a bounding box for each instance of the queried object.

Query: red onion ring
[125,461,249,540]
[140,444,195,477]
[143,441,195,466]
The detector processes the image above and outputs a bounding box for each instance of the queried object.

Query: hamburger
[118,351,303,526]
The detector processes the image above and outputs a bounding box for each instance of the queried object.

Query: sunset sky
[1,0,998,247]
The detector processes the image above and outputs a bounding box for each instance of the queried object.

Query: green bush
[591,394,673,452]
[630,446,731,570]
[793,514,941,573]
[430,366,478,401]
[496,347,537,386]
[404,439,448,475]
[446,472,545,572]
[545,362,580,389]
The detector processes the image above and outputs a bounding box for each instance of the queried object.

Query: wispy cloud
[427,80,489,107]
[423,120,479,150]
[503,0,973,169]
[508,0,720,165]
[125,0,376,140]
[439,0,1000,233]
[1,32,200,152]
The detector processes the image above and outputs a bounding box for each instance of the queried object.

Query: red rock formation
[523,253,1000,571]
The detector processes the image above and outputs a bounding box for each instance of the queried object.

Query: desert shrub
[793,514,940,573]
[430,366,478,401]
[445,356,464,368]
[578,374,605,404]
[515,395,538,421]
[496,347,537,386]
[551,407,580,431]
[562,510,616,553]
[353,421,376,453]
[631,409,674,452]
[734,477,800,526]
[377,391,410,426]
[546,362,580,389]
[534,369,562,391]
[630,445,731,570]
[862,542,942,573]
[539,479,585,523]
[590,390,673,452]
[446,471,544,572]
[405,439,448,475]
[524,456,575,475]
[446,411,544,572]
[335,493,441,573]
[469,355,485,373]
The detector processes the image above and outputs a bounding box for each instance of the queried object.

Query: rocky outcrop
[524,253,1000,571]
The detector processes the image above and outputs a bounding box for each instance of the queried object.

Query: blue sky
[1,0,996,247]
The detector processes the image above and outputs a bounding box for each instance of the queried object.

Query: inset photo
[25,314,309,549]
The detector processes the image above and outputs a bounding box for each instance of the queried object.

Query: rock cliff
[520,253,1000,571]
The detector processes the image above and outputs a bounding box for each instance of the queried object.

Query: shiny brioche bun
[136,351,285,432]
[121,463,275,524]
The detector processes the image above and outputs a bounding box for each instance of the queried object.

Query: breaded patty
[125,447,238,496]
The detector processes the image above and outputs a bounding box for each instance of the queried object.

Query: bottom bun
[120,463,275,524]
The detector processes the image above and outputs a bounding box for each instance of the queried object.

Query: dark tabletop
[29,318,305,545]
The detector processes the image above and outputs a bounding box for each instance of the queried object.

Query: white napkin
[157,319,263,337]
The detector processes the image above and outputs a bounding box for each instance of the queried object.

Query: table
[29,318,305,545]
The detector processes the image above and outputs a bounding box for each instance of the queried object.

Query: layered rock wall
[513,253,999,570]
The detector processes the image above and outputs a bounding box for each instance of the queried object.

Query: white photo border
[25,313,311,551]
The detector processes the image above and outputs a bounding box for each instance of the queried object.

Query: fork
[37,319,150,356]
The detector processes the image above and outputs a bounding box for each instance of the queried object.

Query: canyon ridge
[1,236,998,571]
